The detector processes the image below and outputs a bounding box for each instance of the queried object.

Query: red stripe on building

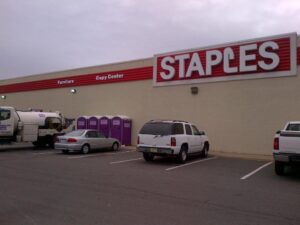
[0,66,153,94]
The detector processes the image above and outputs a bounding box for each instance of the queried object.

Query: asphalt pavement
[0,147,299,225]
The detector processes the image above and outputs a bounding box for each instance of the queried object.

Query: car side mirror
[198,131,205,136]
[276,130,281,134]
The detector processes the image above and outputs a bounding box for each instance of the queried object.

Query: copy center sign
[153,33,297,86]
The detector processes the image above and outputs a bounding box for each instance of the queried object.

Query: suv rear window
[140,123,172,135]
[140,122,184,135]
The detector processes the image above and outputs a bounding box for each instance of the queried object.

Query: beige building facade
[1,33,300,156]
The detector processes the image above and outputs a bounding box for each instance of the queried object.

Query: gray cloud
[0,0,300,79]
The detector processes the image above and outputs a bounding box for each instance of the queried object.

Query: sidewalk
[0,143,34,150]
[210,150,273,161]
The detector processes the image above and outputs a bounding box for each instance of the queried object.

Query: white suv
[137,120,209,163]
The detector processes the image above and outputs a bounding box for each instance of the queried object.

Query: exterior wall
[1,38,299,156]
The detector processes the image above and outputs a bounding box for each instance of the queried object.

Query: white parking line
[68,150,136,159]
[166,157,218,171]
[33,151,57,155]
[119,150,137,154]
[68,155,96,159]
[240,161,273,180]
[110,158,143,164]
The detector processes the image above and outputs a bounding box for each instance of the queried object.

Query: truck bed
[278,131,300,154]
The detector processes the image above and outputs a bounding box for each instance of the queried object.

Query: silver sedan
[55,130,120,154]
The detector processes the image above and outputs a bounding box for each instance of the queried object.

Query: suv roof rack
[172,120,188,123]
[148,119,188,123]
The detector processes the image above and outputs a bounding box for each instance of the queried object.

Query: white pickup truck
[273,121,300,175]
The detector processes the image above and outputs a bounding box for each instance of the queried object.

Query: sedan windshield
[65,130,85,137]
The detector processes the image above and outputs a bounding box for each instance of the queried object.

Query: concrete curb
[122,145,136,150]
[0,143,34,150]
[125,146,273,161]
[210,150,273,161]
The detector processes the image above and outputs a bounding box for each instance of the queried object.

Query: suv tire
[178,145,188,164]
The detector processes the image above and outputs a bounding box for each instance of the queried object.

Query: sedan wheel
[81,144,90,154]
[112,142,119,151]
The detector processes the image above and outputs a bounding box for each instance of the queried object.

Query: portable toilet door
[122,118,132,146]
[87,116,100,130]
[110,116,123,143]
[77,116,89,129]
[99,116,112,138]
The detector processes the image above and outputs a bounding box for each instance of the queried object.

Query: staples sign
[154,33,297,86]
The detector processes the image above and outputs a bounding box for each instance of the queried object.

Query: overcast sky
[0,0,300,80]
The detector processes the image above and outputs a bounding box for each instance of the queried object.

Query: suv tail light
[137,136,140,145]
[67,138,77,143]
[171,137,176,147]
[274,137,279,150]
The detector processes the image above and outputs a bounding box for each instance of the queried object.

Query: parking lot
[0,146,299,225]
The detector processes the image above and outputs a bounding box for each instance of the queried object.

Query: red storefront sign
[0,67,153,94]
[154,33,297,86]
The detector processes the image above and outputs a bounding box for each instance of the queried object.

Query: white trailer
[0,106,74,147]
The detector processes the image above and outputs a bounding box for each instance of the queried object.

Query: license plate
[150,148,157,153]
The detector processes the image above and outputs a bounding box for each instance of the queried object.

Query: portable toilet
[88,116,101,130]
[122,118,132,146]
[111,115,132,145]
[77,116,89,129]
[99,116,112,138]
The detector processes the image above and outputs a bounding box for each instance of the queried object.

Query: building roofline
[0,57,153,83]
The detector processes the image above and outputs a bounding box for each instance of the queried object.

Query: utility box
[21,123,38,142]
[111,116,132,146]
[99,116,112,138]
[77,116,89,129]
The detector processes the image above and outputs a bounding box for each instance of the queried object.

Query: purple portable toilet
[99,116,112,138]
[77,116,89,129]
[88,116,101,130]
[111,115,132,145]
[122,118,132,146]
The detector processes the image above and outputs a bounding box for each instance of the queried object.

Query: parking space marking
[33,151,57,155]
[68,150,136,159]
[68,155,97,159]
[110,157,143,164]
[240,161,273,180]
[119,150,137,154]
[165,157,218,171]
